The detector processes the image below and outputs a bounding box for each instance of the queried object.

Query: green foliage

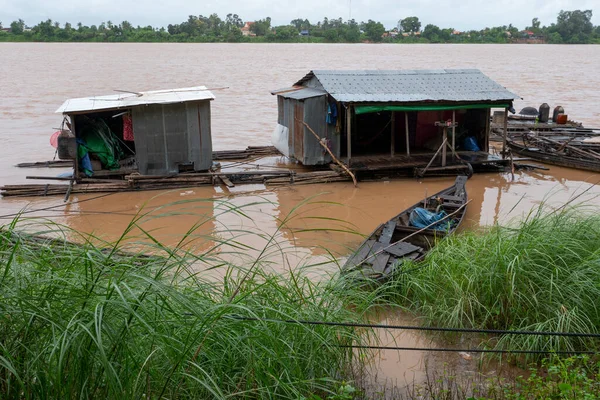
[400,17,421,34]
[9,19,24,35]
[551,9,594,44]
[381,206,600,354]
[1,10,598,44]
[503,356,600,399]
[422,24,442,42]
[250,17,272,36]
[0,199,375,399]
[362,20,385,42]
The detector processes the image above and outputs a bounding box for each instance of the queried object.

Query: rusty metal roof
[273,87,327,100]
[56,86,215,114]
[294,69,519,103]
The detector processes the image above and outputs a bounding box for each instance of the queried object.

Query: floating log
[16,160,73,168]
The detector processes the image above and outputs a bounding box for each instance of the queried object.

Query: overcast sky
[1,0,598,31]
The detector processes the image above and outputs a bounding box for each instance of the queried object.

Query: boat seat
[378,220,397,245]
[384,242,422,257]
[439,194,463,202]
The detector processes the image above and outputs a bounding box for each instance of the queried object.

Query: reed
[0,199,372,399]
[381,206,600,353]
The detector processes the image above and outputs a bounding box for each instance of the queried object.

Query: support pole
[404,112,410,156]
[451,110,456,158]
[442,127,448,167]
[347,105,352,166]
[390,112,395,158]
[502,107,508,159]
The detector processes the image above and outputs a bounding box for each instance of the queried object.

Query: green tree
[400,16,421,34]
[274,25,298,40]
[553,9,594,43]
[250,17,271,36]
[422,24,441,42]
[290,18,310,30]
[10,19,25,34]
[362,19,385,42]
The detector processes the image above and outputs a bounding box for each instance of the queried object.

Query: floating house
[272,69,519,173]
[56,87,214,177]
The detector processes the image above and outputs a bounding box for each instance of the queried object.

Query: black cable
[227,315,600,338]
[342,345,597,355]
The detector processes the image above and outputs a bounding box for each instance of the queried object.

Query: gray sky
[1,0,598,31]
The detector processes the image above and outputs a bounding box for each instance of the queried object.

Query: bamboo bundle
[212,146,280,160]
[265,171,350,186]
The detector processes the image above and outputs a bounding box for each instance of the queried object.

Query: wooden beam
[404,112,410,156]
[502,107,509,159]
[299,119,357,187]
[442,127,448,167]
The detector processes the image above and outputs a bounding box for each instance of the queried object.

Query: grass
[380,206,600,353]
[4,196,600,398]
[0,198,378,399]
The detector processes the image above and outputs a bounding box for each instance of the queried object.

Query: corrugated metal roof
[294,69,519,103]
[276,87,327,100]
[56,86,215,114]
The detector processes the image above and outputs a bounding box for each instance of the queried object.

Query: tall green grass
[382,206,600,353]
[0,200,374,399]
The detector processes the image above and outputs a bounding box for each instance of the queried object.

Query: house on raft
[55,86,215,178]
[271,69,520,175]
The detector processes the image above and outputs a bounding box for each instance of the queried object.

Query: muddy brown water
[2,43,600,393]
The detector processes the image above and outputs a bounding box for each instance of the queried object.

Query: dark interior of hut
[73,110,137,176]
[341,108,488,160]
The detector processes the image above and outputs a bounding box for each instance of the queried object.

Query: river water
[1,43,600,393]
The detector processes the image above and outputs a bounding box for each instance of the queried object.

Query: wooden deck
[346,151,508,172]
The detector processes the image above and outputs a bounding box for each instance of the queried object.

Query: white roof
[55,86,215,114]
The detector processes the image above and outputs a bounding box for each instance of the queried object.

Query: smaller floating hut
[272,69,520,175]
[56,86,215,178]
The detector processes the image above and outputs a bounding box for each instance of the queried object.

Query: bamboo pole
[298,119,358,187]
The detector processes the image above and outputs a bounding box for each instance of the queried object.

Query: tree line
[1,10,598,44]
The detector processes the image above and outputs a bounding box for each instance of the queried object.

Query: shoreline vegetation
[1,10,599,45]
[2,201,600,398]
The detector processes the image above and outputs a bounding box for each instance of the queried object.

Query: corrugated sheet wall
[277,94,340,165]
[133,101,212,175]
[302,96,339,165]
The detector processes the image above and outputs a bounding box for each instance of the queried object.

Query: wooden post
[451,110,456,158]
[442,126,447,167]
[404,112,410,156]
[390,112,395,158]
[484,108,491,152]
[347,105,352,166]
[502,107,509,159]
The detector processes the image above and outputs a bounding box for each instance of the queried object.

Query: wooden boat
[507,137,600,173]
[343,176,468,279]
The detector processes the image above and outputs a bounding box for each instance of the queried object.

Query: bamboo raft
[0,169,351,197]
[15,146,282,169]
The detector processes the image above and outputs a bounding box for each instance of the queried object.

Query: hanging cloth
[326,102,338,125]
[123,114,134,141]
